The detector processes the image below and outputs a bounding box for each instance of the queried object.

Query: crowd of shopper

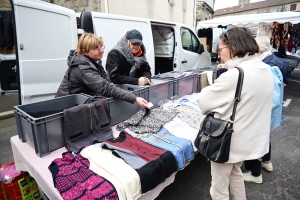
[54,26,290,199]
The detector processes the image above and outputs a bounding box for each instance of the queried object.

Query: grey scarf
[111,35,148,77]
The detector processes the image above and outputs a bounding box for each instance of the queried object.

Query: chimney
[239,0,250,7]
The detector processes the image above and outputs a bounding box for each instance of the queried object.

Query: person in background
[216,55,221,64]
[243,36,283,183]
[55,33,149,108]
[106,29,151,86]
[196,27,274,199]
[0,0,14,52]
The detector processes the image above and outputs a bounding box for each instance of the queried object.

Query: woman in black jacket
[55,33,149,108]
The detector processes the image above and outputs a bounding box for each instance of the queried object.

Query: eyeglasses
[94,46,105,52]
[216,46,229,55]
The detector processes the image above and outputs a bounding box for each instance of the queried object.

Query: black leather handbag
[194,67,244,163]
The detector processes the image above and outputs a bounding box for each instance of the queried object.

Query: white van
[9,0,211,104]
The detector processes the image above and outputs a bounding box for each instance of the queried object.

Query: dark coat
[106,49,151,85]
[55,50,136,104]
[262,54,291,84]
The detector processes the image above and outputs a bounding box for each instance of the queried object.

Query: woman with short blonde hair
[56,33,149,108]
[76,33,104,54]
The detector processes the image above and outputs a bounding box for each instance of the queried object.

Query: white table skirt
[10,134,180,200]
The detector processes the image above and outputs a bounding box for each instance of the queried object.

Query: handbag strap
[230,67,244,121]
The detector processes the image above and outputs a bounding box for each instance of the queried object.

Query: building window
[271,8,277,12]
[182,0,186,11]
[290,4,297,11]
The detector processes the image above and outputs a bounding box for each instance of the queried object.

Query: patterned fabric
[161,101,180,113]
[175,104,205,129]
[257,22,273,38]
[110,36,148,77]
[116,107,176,134]
[159,98,205,129]
[0,0,11,11]
[127,128,194,170]
[48,152,118,200]
[293,23,300,48]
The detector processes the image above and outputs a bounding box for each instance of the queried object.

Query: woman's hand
[135,97,150,108]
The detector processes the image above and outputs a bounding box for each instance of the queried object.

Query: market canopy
[197,12,300,29]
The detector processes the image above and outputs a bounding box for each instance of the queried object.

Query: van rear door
[0,54,17,92]
[13,0,77,104]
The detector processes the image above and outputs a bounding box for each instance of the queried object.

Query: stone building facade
[41,0,197,29]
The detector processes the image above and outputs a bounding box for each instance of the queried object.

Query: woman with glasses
[106,29,151,86]
[55,33,149,108]
[196,27,274,199]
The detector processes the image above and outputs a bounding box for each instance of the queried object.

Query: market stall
[9,70,214,200]
[197,12,300,29]
[10,130,179,200]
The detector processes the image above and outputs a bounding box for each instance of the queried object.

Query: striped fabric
[127,128,194,170]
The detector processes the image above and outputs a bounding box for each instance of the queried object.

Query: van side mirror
[197,43,205,54]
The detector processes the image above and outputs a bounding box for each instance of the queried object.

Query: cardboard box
[199,37,207,45]
[207,38,212,46]
[0,46,16,54]
[206,45,212,52]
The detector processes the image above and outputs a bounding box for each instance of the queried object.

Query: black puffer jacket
[106,49,151,85]
[55,50,137,104]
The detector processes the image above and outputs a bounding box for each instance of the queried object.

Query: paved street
[0,70,299,199]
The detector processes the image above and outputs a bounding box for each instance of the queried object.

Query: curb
[0,110,14,120]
